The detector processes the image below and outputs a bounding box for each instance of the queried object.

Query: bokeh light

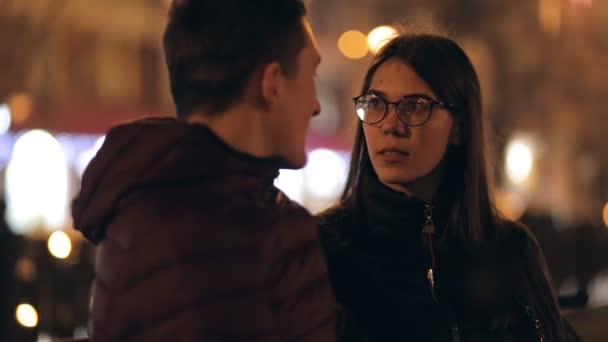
[76,135,106,175]
[0,104,12,134]
[338,30,369,59]
[5,130,70,234]
[47,231,72,259]
[506,138,535,185]
[304,148,348,199]
[15,303,38,328]
[15,257,37,282]
[275,169,305,203]
[367,25,398,53]
[494,189,528,221]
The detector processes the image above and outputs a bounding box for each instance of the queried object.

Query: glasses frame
[352,93,456,127]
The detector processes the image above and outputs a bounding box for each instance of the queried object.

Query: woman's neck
[381,159,446,203]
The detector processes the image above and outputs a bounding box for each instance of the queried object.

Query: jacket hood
[72,117,281,244]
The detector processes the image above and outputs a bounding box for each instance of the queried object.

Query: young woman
[317,33,580,341]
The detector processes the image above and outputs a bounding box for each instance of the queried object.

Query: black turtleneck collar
[355,166,453,243]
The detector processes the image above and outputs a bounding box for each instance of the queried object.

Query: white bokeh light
[0,104,12,135]
[304,149,348,200]
[505,138,534,185]
[47,231,72,259]
[76,135,105,176]
[275,169,305,204]
[15,303,38,328]
[367,26,398,53]
[5,130,70,234]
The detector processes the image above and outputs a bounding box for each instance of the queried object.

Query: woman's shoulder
[315,203,358,253]
[492,220,573,342]
[315,203,354,228]
[488,218,548,271]
[495,218,541,254]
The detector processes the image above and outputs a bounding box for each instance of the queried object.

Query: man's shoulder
[270,190,320,246]
[274,189,309,213]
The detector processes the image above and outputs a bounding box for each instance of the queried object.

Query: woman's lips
[377,148,410,162]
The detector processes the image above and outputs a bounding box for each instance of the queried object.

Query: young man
[71,1,336,341]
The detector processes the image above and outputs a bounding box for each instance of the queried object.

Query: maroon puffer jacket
[72,118,337,342]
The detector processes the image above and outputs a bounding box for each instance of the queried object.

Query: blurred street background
[0,0,607,341]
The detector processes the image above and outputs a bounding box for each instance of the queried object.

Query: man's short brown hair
[163,0,307,117]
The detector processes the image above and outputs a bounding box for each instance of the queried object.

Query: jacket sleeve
[266,202,337,342]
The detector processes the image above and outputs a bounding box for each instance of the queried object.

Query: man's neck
[187,106,275,160]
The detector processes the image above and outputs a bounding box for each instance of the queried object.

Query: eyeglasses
[353,93,455,126]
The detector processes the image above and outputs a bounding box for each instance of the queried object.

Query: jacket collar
[355,166,452,242]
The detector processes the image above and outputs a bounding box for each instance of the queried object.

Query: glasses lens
[355,95,386,124]
[397,97,432,125]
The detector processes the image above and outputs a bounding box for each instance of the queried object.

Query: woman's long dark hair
[340,33,565,340]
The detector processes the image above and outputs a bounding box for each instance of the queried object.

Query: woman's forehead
[370,60,436,99]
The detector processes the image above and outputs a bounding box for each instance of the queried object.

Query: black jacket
[72,118,337,342]
[316,170,578,342]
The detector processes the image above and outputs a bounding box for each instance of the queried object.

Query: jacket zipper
[423,204,461,342]
[424,203,438,304]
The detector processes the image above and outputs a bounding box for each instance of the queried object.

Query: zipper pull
[427,268,438,303]
[424,203,439,303]
[422,204,435,234]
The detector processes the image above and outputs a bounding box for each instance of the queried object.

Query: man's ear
[259,62,285,109]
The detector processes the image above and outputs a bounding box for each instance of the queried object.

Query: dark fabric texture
[316,169,580,342]
[72,117,337,342]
